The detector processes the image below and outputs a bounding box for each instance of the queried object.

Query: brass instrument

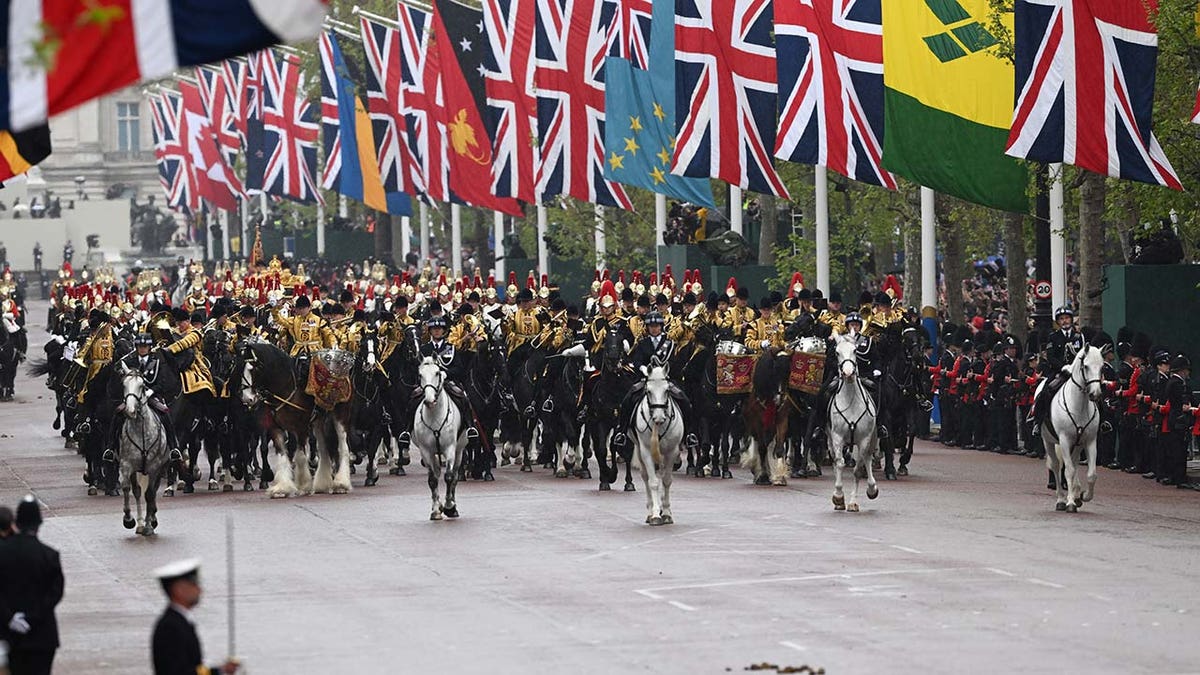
[149,310,176,344]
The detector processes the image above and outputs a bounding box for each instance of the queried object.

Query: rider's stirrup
[467,427,479,440]
[169,448,184,462]
[102,449,116,462]
[613,432,628,446]
[541,399,554,413]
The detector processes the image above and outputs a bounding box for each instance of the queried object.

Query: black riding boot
[612,384,645,455]
[103,418,122,462]
[160,411,183,463]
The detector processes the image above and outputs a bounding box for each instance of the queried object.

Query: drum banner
[716,354,755,395]
[789,352,825,395]
[305,349,354,411]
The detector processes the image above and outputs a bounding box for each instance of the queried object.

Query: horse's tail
[27,357,52,378]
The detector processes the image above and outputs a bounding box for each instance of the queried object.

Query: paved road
[2,301,1199,674]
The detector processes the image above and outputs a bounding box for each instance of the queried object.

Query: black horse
[584,328,634,490]
[382,323,421,476]
[0,316,27,401]
[502,345,544,472]
[876,326,928,479]
[204,329,253,492]
[75,332,133,496]
[349,330,388,487]
[463,336,507,481]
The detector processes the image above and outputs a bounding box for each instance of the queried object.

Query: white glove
[8,611,30,634]
[872,370,881,378]
[760,340,770,350]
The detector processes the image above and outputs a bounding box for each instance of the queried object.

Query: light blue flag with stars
[603,0,714,207]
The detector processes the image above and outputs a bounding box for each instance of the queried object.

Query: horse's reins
[418,369,453,451]
[829,358,875,447]
[243,350,306,413]
[1057,362,1100,450]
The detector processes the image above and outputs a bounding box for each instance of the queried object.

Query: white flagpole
[316,200,326,257]
[419,201,431,264]
[537,204,549,276]
[240,197,250,258]
[401,215,413,262]
[595,205,607,271]
[920,186,936,311]
[1050,162,1066,310]
[450,203,462,277]
[654,193,666,273]
[221,210,232,260]
[205,211,215,262]
[493,211,505,282]
[729,185,743,235]
[815,165,830,294]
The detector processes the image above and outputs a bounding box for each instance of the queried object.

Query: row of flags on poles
[0,0,1187,216]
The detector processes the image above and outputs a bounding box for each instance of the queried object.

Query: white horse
[632,360,684,525]
[1039,343,1103,512]
[117,365,169,536]
[413,356,466,520]
[826,335,879,512]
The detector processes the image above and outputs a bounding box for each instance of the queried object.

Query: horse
[782,336,827,479]
[503,346,545,472]
[1039,343,1103,513]
[412,356,466,520]
[698,339,745,479]
[203,328,252,492]
[463,335,507,481]
[541,344,588,479]
[584,327,633,490]
[28,334,81,448]
[876,325,924,480]
[826,335,879,512]
[115,363,170,536]
[741,351,790,486]
[0,310,25,401]
[631,361,684,525]
[76,331,132,497]
[349,330,388,487]
[382,323,422,476]
[237,342,354,498]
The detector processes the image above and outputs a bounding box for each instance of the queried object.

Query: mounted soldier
[417,315,479,446]
[103,333,183,464]
[612,311,697,454]
[272,293,336,382]
[163,309,216,398]
[808,311,888,447]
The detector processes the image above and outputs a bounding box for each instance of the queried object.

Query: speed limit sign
[1033,280,1052,300]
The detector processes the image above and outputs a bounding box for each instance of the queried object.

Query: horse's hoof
[134,524,144,535]
[599,482,611,491]
[867,485,879,500]
[1055,502,1067,511]
[722,469,733,479]
[268,489,290,499]
[754,475,771,486]
[789,469,804,479]
[333,486,350,495]
[444,507,459,519]
[897,465,909,477]
[832,494,845,507]
[1066,503,1077,513]
[847,503,860,513]
[884,471,896,481]
[555,469,568,478]
[430,511,443,521]
[662,515,674,525]
[162,488,174,498]
[520,464,532,473]
[181,484,194,495]
[222,484,233,493]
[259,480,270,490]
[771,477,787,487]
[647,515,664,526]
[834,503,846,511]
[389,467,402,476]
[208,480,219,491]
[483,471,495,482]
[500,456,512,466]
[1073,497,1083,508]
[123,517,136,529]
[624,483,636,492]
[87,486,98,496]
[106,488,120,497]
[142,527,155,537]
[807,468,822,478]
[243,483,254,492]
[365,476,379,487]
[686,466,696,476]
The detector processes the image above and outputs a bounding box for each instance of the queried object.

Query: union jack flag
[260,50,323,204]
[534,0,632,208]
[221,58,249,149]
[195,66,242,168]
[1007,0,1180,189]
[360,16,419,196]
[774,0,894,189]
[674,0,790,198]
[605,0,652,69]
[149,90,196,213]
[398,3,450,202]
[483,0,539,202]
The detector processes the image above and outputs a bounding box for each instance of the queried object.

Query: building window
[117,102,140,153]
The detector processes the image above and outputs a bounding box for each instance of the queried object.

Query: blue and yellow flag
[603,0,713,207]
[319,31,411,215]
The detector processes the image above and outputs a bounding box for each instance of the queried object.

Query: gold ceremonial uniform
[76,324,115,402]
[449,313,487,351]
[818,309,847,336]
[505,307,543,355]
[587,313,627,354]
[864,308,897,337]
[745,315,786,353]
[165,328,217,395]
[272,308,336,356]
[728,305,756,339]
[532,311,571,351]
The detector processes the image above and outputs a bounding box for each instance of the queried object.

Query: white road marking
[890,545,922,554]
[987,568,1016,577]
[779,641,808,652]
[634,567,976,597]
[668,601,697,612]
[1027,578,1065,589]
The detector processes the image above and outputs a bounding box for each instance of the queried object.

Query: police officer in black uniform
[103,333,183,464]
[418,315,480,447]
[0,496,63,675]
[612,311,696,454]
[1030,306,1084,428]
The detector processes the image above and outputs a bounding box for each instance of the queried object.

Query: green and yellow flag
[882,0,1027,212]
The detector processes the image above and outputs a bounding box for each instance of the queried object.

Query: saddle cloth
[788,352,825,395]
[305,349,354,411]
[716,354,754,395]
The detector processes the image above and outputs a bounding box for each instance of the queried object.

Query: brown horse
[237,342,354,497]
[740,354,790,486]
